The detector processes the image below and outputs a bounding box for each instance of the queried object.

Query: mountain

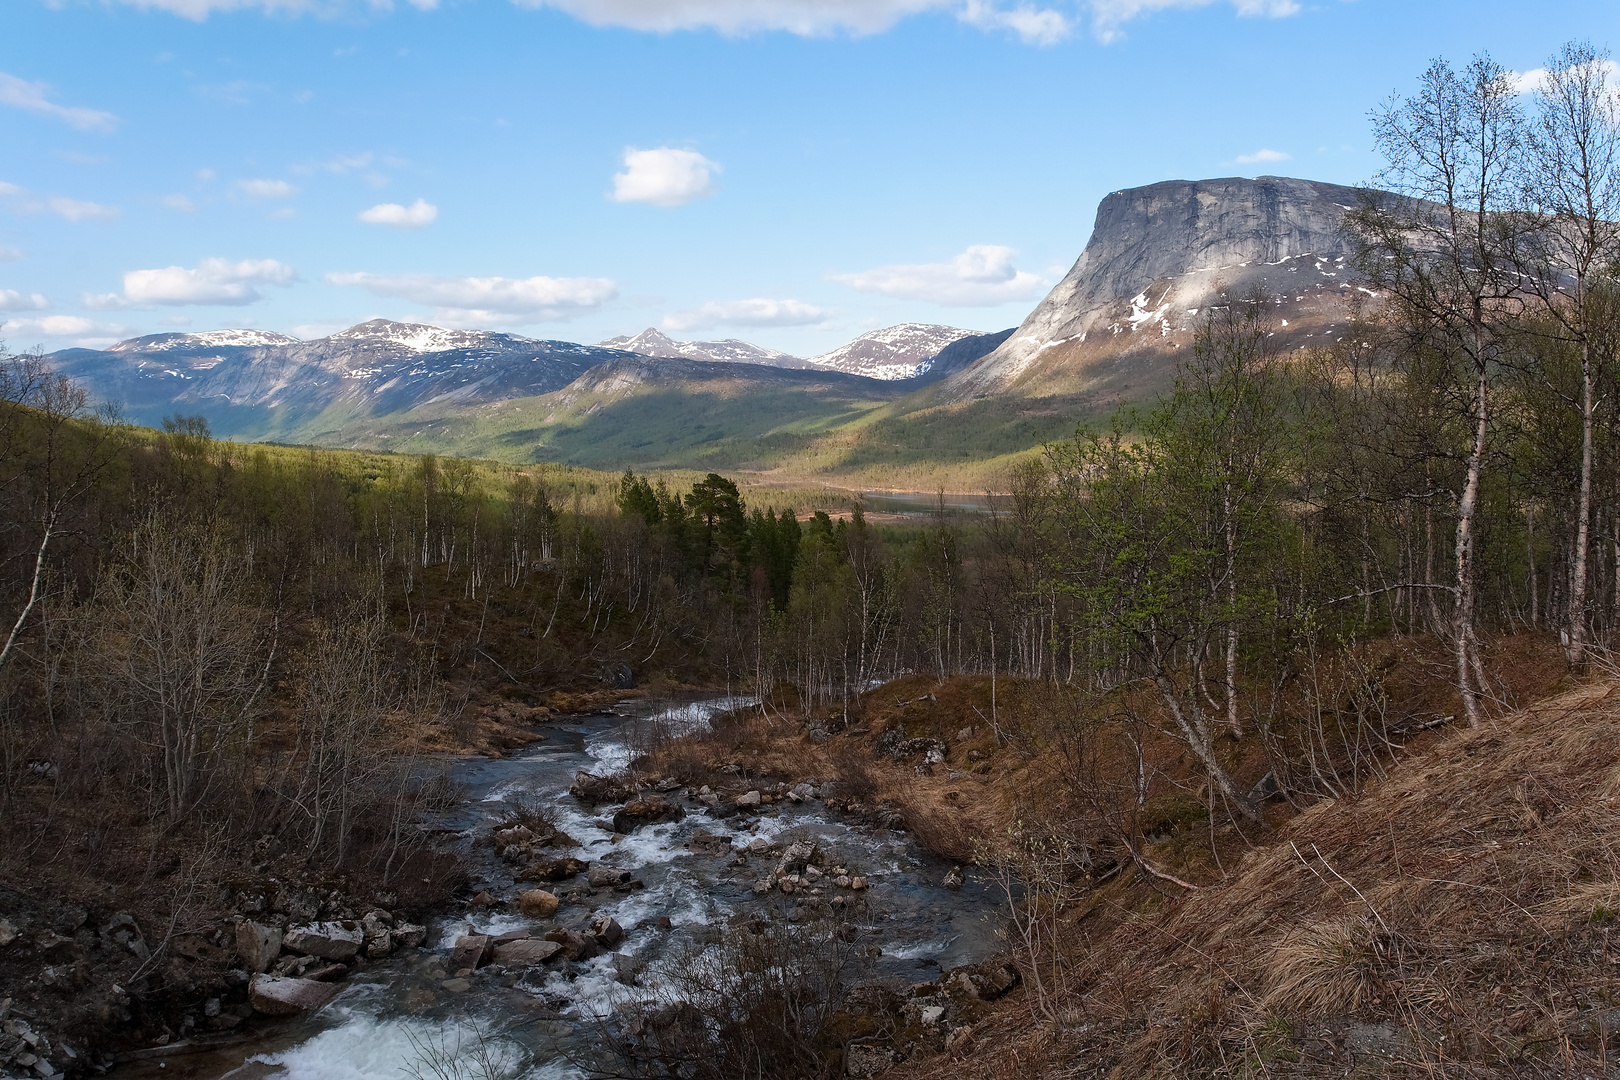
[597,327,808,368]
[806,323,988,380]
[51,319,636,441]
[42,176,1384,488]
[944,175,1371,400]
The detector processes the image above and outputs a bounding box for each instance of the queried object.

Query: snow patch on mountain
[598,327,805,368]
[108,329,301,352]
[805,323,982,380]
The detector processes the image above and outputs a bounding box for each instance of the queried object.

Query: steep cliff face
[943,176,1374,400]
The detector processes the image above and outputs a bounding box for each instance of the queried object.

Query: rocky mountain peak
[944,175,1371,398]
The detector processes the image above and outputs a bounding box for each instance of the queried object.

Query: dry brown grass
[892,676,1620,1079]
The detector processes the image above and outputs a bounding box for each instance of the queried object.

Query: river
[143,696,1002,1080]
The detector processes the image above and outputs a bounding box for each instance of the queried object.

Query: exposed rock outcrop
[944,175,1377,401]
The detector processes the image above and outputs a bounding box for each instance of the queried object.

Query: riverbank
[15,693,1008,1080]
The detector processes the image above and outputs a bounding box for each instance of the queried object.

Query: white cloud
[123,258,298,306]
[0,290,48,312]
[958,0,1070,45]
[1511,59,1620,96]
[235,178,296,199]
[611,148,719,207]
[1087,0,1297,42]
[326,271,618,325]
[664,298,828,331]
[514,0,951,35]
[358,198,438,228]
[1235,147,1289,164]
[82,292,131,311]
[0,247,22,262]
[834,244,1046,306]
[0,315,131,345]
[0,72,117,132]
[162,193,197,212]
[45,196,120,222]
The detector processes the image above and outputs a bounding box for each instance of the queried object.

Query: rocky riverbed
[72,696,1008,1080]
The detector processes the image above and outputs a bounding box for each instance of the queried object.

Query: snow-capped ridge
[108,329,301,352]
[597,327,804,368]
[324,319,532,354]
[806,323,983,380]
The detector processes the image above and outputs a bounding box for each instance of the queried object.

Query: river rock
[611,795,684,834]
[570,771,635,804]
[248,973,339,1016]
[587,913,624,947]
[361,911,393,958]
[736,790,762,809]
[544,928,599,962]
[586,865,632,889]
[519,857,587,883]
[612,952,643,986]
[284,921,364,961]
[518,889,560,918]
[775,840,819,876]
[493,938,564,966]
[451,933,491,973]
[391,922,428,948]
[234,919,282,973]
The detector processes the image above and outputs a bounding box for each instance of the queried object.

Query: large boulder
[234,919,282,974]
[284,921,364,961]
[518,890,560,918]
[493,938,564,967]
[248,973,340,1016]
[611,794,683,834]
[451,933,491,973]
[587,913,624,948]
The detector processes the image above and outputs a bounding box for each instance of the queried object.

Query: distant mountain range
[43,175,1383,484]
[595,323,994,381]
[49,317,1008,449]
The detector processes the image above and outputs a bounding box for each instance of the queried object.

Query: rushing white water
[190,695,1000,1080]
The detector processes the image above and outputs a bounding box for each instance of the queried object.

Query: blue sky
[1,0,1616,357]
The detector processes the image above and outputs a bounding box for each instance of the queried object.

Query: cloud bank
[0,290,48,312]
[0,315,131,346]
[123,258,299,305]
[835,244,1045,306]
[612,148,719,207]
[97,0,1304,42]
[327,271,618,325]
[664,298,827,331]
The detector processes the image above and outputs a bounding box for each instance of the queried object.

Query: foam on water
[253,1014,526,1080]
[883,937,955,960]
[600,866,732,930]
